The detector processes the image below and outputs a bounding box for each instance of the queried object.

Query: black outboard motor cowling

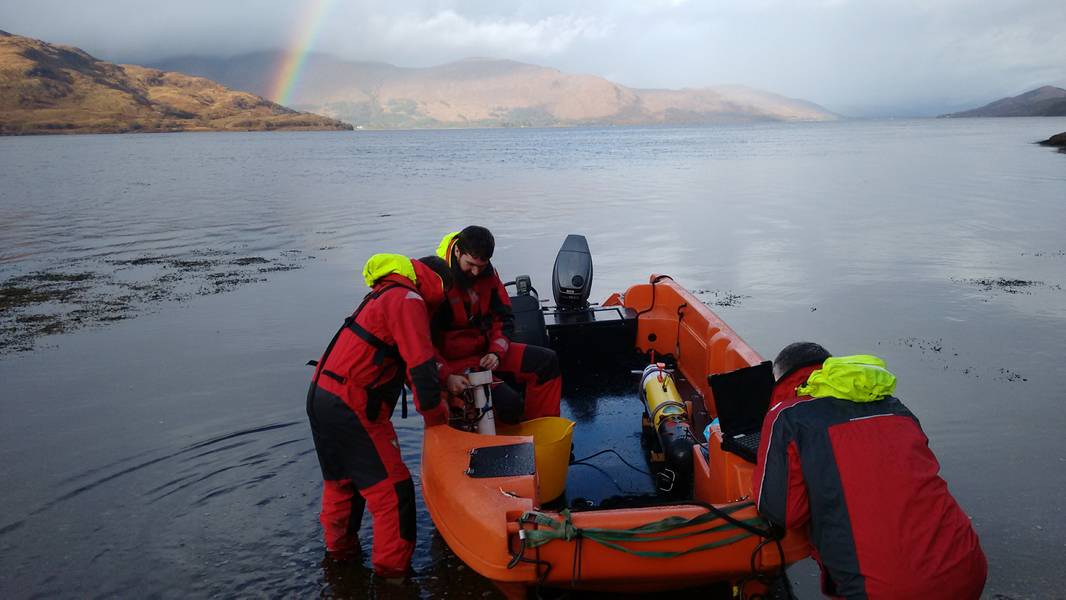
[552,234,593,311]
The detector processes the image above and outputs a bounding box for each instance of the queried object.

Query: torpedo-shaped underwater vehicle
[640,362,698,492]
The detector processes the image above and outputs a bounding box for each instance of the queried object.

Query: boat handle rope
[506,519,554,588]
[508,506,792,596]
[635,274,672,317]
[512,502,772,561]
[509,503,776,589]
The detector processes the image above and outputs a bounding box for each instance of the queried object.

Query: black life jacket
[307,282,416,420]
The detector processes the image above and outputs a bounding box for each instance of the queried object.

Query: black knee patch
[492,382,524,424]
[345,494,367,541]
[395,478,416,542]
[308,387,388,486]
[521,345,561,385]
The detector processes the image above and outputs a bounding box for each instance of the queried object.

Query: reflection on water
[1,119,1065,598]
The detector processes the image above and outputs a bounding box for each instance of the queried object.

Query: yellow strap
[436,231,460,262]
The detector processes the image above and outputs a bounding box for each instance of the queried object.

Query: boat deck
[553,361,711,510]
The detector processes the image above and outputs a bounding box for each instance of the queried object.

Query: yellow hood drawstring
[436,231,460,263]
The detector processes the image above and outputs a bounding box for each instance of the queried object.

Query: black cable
[569,533,583,588]
[635,274,672,317]
[510,516,554,589]
[687,499,775,540]
[675,302,687,353]
[570,448,651,476]
[567,462,626,493]
[741,529,794,600]
[506,535,527,569]
[567,456,772,536]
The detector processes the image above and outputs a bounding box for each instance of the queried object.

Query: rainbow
[269,0,337,106]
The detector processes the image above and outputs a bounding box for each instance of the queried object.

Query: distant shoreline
[0,124,354,137]
[8,116,1066,138]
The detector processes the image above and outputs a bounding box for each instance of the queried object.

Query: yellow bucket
[498,417,575,502]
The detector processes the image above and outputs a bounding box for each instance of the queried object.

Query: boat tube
[421,235,809,597]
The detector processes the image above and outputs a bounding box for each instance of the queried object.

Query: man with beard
[432,226,561,423]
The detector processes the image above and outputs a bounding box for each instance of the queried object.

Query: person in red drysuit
[432,226,561,424]
[306,254,452,580]
[752,342,987,599]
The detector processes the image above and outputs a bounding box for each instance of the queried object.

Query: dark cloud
[2,0,1064,116]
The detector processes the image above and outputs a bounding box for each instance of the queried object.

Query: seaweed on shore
[881,337,1027,383]
[0,249,315,355]
[951,277,1062,299]
[690,288,751,308]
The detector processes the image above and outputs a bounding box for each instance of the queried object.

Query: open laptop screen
[708,360,774,437]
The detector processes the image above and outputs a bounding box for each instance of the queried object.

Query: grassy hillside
[942,86,1066,118]
[0,31,352,135]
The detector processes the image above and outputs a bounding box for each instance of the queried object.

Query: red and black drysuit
[752,365,987,599]
[433,238,561,423]
[306,265,449,578]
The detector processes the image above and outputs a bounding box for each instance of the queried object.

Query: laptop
[708,361,774,463]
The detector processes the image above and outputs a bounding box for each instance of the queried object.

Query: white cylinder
[467,370,496,435]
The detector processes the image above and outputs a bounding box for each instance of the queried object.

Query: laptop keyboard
[723,432,761,463]
[731,433,761,454]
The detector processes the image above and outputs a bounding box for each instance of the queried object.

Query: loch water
[2,119,1065,599]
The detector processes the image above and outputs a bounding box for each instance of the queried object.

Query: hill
[941,86,1066,118]
[152,53,838,128]
[0,31,352,135]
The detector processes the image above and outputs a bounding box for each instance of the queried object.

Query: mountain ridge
[0,31,352,135]
[151,52,839,129]
[941,86,1066,118]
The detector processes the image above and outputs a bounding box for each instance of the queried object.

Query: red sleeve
[385,288,447,423]
[486,273,513,356]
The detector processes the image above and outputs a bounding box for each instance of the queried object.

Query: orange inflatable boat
[421,236,810,597]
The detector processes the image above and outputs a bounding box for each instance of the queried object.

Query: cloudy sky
[2,0,1064,116]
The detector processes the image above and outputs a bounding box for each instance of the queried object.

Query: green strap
[518,503,768,559]
[580,528,762,558]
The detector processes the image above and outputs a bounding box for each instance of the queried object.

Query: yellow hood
[796,355,897,402]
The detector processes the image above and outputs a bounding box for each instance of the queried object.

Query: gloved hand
[446,373,470,396]
[479,352,500,370]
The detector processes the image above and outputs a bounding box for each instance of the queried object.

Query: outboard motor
[552,234,593,311]
[542,233,638,370]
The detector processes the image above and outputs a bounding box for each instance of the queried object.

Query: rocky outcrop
[1038,131,1066,153]
[0,31,352,135]
[1038,132,1066,146]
